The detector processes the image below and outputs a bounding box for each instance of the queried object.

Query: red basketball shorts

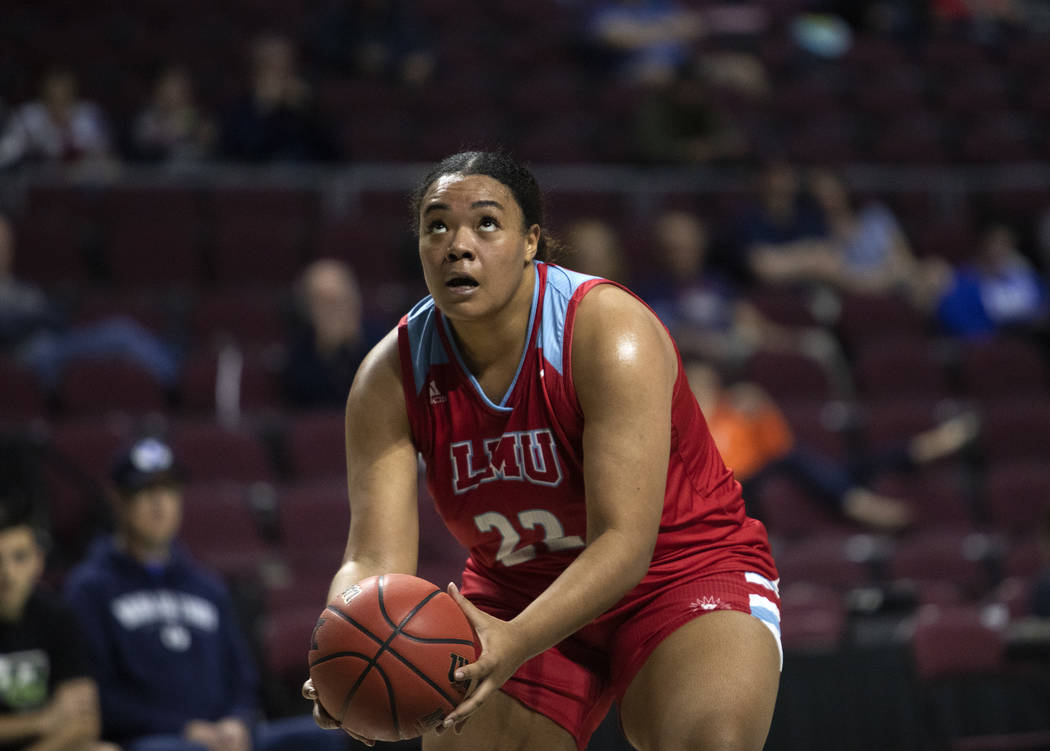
[462,568,782,750]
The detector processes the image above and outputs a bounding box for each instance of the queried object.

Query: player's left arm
[443,284,676,729]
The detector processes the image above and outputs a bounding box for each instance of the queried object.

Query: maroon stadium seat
[982,460,1050,538]
[852,337,948,402]
[959,338,1048,403]
[909,604,1004,682]
[60,359,169,417]
[169,419,274,484]
[101,188,203,286]
[180,481,271,579]
[887,529,993,598]
[778,582,847,652]
[284,410,346,480]
[0,360,46,421]
[208,189,317,285]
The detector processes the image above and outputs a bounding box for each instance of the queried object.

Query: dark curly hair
[411,150,560,262]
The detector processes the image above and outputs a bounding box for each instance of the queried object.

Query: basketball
[308,574,479,741]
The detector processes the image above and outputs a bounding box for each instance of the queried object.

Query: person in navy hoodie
[63,437,345,751]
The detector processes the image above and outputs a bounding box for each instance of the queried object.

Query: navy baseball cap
[111,437,186,493]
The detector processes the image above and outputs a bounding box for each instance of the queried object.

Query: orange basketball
[308,574,479,741]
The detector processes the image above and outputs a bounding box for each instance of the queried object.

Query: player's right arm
[304,328,420,745]
[327,327,421,601]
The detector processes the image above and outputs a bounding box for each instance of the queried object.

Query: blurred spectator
[934,220,1048,339]
[632,61,749,164]
[0,213,180,391]
[131,65,216,163]
[220,33,338,163]
[283,258,373,408]
[804,168,948,309]
[0,494,106,751]
[0,68,112,170]
[635,209,841,370]
[733,159,830,287]
[564,217,630,283]
[305,0,434,86]
[584,0,705,86]
[62,437,345,751]
[686,361,978,531]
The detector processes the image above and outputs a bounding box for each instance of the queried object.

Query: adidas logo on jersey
[429,380,446,405]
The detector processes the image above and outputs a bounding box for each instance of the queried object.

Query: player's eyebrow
[423,200,505,215]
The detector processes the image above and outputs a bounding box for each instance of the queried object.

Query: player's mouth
[445,275,479,294]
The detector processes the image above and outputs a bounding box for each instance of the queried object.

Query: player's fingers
[342,727,375,746]
[311,702,342,731]
[446,582,485,627]
[444,678,495,727]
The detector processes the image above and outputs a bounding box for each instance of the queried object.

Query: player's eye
[425,219,447,234]
[478,216,500,231]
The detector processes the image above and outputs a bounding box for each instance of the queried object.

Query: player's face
[418,174,540,322]
[122,484,183,552]
[0,526,44,620]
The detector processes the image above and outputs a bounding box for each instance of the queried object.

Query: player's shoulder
[574,281,667,344]
[351,327,402,392]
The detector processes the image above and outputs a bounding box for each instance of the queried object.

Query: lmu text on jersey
[450,429,564,494]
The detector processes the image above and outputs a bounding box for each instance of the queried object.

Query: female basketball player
[303,151,781,751]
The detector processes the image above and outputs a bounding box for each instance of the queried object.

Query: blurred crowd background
[2,0,1050,749]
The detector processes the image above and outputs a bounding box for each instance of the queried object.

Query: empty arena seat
[208,189,318,285]
[284,410,346,480]
[886,529,993,598]
[101,187,203,286]
[959,338,1048,402]
[778,583,847,652]
[852,337,948,402]
[191,287,288,348]
[277,480,348,550]
[977,397,1050,463]
[743,351,836,402]
[982,460,1050,538]
[180,481,272,579]
[753,476,854,539]
[59,359,169,417]
[775,533,876,590]
[0,361,46,421]
[169,420,275,484]
[909,604,1005,682]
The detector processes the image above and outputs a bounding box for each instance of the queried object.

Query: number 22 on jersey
[474,510,585,566]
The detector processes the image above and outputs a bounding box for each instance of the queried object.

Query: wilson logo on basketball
[448,653,470,692]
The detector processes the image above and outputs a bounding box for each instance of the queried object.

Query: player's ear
[524,224,540,264]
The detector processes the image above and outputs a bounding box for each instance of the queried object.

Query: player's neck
[447,266,535,376]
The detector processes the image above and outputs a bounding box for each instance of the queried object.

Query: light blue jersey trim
[539,263,601,376]
[404,297,448,395]
[439,264,541,411]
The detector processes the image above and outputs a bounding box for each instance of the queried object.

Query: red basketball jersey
[397,262,777,603]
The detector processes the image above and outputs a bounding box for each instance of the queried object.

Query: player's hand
[301,678,376,747]
[437,583,530,734]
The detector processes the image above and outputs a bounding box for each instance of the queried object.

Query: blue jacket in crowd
[63,537,259,744]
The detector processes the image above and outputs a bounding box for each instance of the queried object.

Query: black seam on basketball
[324,607,462,707]
[395,634,476,646]
[309,650,373,669]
